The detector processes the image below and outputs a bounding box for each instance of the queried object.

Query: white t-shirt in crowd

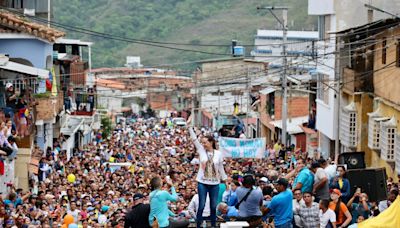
[319,208,336,228]
[98,214,107,224]
[188,194,210,218]
[324,164,337,181]
[67,209,81,223]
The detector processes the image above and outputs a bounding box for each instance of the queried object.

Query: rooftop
[256,29,319,40]
[0,10,65,42]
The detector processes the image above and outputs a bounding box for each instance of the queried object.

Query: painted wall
[374,101,400,180]
[334,0,400,31]
[309,0,400,157]
[373,27,400,105]
[0,39,52,69]
[342,90,398,180]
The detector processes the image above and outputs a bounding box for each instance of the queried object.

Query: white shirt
[67,209,81,223]
[190,158,200,165]
[319,208,336,228]
[324,164,337,182]
[98,214,107,224]
[189,128,227,185]
[378,200,390,212]
[188,194,210,218]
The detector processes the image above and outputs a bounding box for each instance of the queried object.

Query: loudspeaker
[339,152,366,169]
[346,168,387,202]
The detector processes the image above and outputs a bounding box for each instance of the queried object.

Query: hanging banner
[219,137,266,158]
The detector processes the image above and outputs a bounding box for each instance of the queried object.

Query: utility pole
[245,67,250,138]
[47,0,51,27]
[334,37,341,160]
[191,72,197,127]
[217,78,220,129]
[257,6,289,145]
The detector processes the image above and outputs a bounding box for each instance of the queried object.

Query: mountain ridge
[53,0,317,69]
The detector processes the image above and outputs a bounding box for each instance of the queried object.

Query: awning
[55,38,93,46]
[270,116,309,135]
[61,117,84,136]
[259,87,276,95]
[300,125,317,135]
[0,57,49,79]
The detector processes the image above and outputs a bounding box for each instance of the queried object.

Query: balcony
[34,92,64,121]
[68,90,96,116]
[343,67,374,94]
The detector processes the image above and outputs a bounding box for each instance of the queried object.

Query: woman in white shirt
[189,127,227,228]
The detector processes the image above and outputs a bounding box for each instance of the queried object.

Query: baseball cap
[273,178,289,188]
[133,193,144,201]
[331,189,342,196]
[5,83,13,89]
[259,177,269,183]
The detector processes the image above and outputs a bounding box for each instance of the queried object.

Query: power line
[2,6,400,54]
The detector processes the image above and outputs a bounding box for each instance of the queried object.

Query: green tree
[101,116,113,138]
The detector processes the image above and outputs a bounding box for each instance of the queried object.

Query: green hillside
[53,0,317,69]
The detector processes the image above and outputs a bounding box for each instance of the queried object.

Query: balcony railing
[0,78,39,148]
[67,91,96,116]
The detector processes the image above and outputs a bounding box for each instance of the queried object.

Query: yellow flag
[359,196,400,228]
[51,67,57,96]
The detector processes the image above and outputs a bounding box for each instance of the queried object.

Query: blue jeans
[275,221,293,228]
[197,182,219,228]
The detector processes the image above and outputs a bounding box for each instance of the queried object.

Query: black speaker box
[339,152,366,169]
[346,168,387,202]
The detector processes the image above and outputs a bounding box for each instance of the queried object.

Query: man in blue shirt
[265,178,293,228]
[217,202,239,221]
[292,158,314,193]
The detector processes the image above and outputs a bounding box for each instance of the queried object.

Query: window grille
[380,117,397,162]
[340,102,357,148]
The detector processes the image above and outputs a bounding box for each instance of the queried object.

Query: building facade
[338,18,400,180]
[308,0,400,158]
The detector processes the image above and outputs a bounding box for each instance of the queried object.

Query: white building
[308,0,400,157]
[253,29,319,66]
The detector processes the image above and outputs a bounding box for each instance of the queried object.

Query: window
[380,117,397,162]
[367,109,389,150]
[317,74,329,105]
[396,39,400,67]
[340,102,357,148]
[382,38,387,65]
[267,92,275,117]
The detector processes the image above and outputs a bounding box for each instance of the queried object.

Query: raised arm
[162,186,178,202]
[189,127,207,159]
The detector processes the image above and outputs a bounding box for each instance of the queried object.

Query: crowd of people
[0,115,399,227]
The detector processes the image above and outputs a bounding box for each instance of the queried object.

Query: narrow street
[0,1,400,227]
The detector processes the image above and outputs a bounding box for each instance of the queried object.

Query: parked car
[172,117,187,126]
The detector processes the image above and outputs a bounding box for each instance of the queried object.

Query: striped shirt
[298,202,320,228]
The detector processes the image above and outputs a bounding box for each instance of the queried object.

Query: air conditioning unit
[24,8,35,16]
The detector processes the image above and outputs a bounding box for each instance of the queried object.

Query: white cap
[260,177,269,183]
[5,83,13,89]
